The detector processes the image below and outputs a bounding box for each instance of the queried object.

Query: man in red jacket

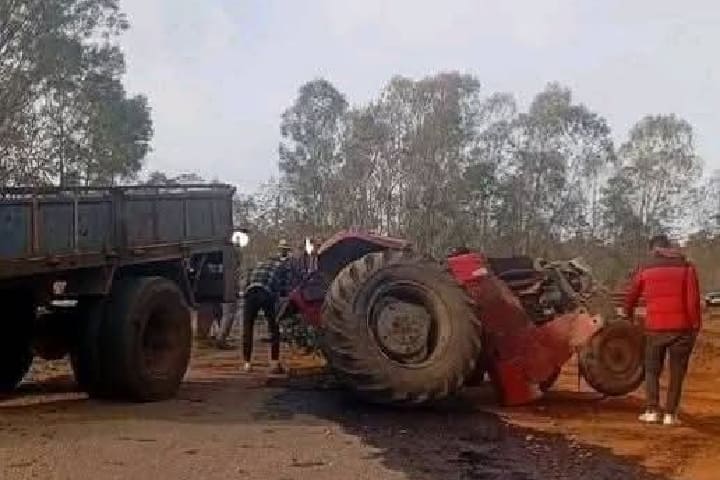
[625,234,702,426]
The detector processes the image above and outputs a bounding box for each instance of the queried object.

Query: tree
[618,115,701,234]
[695,169,720,234]
[261,74,707,288]
[144,171,206,186]
[279,79,348,228]
[469,83,614,255]
[0,0,152,187]
[335,105,387,230]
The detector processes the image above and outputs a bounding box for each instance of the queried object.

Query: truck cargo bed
[0,184,235,280]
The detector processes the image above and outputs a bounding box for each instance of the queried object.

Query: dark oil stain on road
[267,375,670,480]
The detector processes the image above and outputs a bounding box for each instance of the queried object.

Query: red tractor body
[284,231,643,406]
[446,252,602,404]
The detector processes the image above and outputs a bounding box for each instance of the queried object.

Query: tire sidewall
[322,252,481,403]
[349,263,464,383]
[579,320,645,396]
[126,280,191,400]
[103,277,191,401]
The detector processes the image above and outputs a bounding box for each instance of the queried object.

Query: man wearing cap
[241,239,303,374]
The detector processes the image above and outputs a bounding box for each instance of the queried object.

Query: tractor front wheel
[579,320,644,396]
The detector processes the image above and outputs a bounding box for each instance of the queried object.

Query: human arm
[624,268,644,319]
[686,264,702,331]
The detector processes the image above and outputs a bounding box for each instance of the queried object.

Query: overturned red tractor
[282,231,644,406]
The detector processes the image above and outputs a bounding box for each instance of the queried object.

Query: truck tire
[321,250,482,405]
[579,320,644,396]
[98,277,191,401]
[0,293,34,393]
[69,300,106,394]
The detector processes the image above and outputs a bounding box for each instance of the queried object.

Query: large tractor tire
[321,250,483,406]
[579,319,644,396]
[0,292,35,393]
[75,277,192,402]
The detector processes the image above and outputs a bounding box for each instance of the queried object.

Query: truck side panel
[78,201,113,250]
[38,202,75,254]
[187,198,214,240]
[0,187,236,292]
[0,203,31,258]
[157,199,184,242]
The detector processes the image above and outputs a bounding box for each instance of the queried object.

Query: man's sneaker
[638,410,660,423]
[663,413,680,426]
[243,361,252,373]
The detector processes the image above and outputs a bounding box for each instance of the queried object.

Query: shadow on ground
[261,375,670,480]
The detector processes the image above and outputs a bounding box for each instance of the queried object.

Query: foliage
[253,74,707,287]
[279,314,321,354]
[0,0,152,187]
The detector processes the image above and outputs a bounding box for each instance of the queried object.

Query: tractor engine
[488,256,594,325]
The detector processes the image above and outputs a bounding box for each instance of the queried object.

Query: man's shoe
[638,410,660,423]
[663,413,680,426]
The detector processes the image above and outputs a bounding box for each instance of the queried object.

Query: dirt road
[2,319,720,479]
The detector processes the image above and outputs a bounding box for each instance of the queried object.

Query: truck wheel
[69,300,106,394]
[99,277,191,402]
[0,293,34,393]
[579,320,644,396]
[321,250,482,405]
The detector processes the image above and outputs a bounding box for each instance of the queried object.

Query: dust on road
[3,320,720,480]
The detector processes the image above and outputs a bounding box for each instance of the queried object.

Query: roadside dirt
[2,318,719,479]
[498,315,720,480]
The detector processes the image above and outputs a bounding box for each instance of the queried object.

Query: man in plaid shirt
[242,240,305,373]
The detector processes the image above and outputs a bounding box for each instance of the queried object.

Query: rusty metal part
[371,296,432,363]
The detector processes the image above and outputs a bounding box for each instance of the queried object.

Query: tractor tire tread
[321,250,482,406]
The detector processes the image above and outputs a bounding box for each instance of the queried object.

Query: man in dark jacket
[242,240,304,374]
[625,234,702,425]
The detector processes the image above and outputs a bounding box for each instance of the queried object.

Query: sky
[119,0,719,193]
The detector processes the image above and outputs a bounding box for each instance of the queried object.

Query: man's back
[626,247,701,331]
[246,257,287,297]
[245,254,305,298]
[626,235,701,425]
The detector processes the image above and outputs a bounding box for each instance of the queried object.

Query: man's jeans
[645,331,697,414]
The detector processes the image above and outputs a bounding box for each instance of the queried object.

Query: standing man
[242,239,301,374]
[625,234,702,425]
[213,257,249,350]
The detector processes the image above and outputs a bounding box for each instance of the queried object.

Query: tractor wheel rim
[368,281,438,365]
[601,336,638,374]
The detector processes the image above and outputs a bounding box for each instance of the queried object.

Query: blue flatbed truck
[0,184,237,401]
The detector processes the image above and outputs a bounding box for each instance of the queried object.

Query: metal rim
[594,327,642,380]
[366,280,447,368]
[600,337,637,374]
